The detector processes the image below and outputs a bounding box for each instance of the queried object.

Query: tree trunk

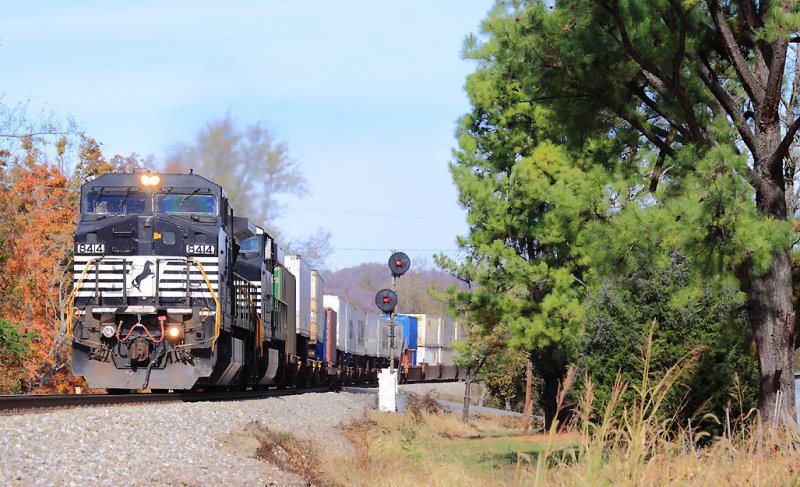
[541,365,561,429]
[462,370,475,423]
[523,358,533,432]
[746,112,797,423]
[746,249,796,424]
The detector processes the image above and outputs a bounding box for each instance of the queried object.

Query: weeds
[323,321,800,486]
[249,422,331,487]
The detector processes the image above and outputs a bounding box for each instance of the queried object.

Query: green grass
[443,434,578,475]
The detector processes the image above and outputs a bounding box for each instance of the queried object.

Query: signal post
[375,252,409,412]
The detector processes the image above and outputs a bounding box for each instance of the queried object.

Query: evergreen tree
[459,0,800,422]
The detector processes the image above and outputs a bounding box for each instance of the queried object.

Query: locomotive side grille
[73,256,220,300]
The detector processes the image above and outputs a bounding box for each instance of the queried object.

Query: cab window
[155,194,217,216]
[240,237,259,252]
[86,192,146,214]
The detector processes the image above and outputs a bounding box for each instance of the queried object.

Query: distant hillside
[321,263,464,316]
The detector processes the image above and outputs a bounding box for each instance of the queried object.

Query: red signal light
[388,252,410,277]
[375,288,398,314]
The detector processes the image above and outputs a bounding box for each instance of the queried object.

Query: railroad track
[0,386,335,414]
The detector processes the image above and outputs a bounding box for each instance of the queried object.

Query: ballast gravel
[0,391,376,487]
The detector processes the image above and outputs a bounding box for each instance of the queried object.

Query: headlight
[140,174,161,186]
[167,326,182,340]
[101,325,116,338]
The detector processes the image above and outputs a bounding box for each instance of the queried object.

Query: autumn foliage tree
[0,134,151,393]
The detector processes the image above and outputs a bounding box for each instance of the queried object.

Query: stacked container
[322,307,337,365]
[365,314,380,358]
[409,314,440,365]
[392,315,418,365]
[272,264,296,357]
[310,270,324,359]
[323,295,353,355]
[353,307,367,357]
[284,255,311,339]
[376,315,392,359]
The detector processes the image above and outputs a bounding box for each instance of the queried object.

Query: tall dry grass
[321,324,800,486]
[528,323,800,486]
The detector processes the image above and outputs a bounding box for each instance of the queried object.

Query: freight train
[68,172,463,392]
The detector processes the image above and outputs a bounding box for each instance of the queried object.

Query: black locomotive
[69,172,299,391]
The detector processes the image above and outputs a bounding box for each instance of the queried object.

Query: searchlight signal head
[375,288,398,314]
[388,252,410,277]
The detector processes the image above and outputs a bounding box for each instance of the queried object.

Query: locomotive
[69,171,463,392]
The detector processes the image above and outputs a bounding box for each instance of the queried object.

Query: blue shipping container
[387,315,418,365]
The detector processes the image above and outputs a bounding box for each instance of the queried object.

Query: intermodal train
[69,172,464,392]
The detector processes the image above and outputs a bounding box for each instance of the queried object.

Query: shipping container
[353,307,366,356]
[322,307,337,366]
[323,295,354,354]
[272,264,296,357]
[365,314,380,357]
[285,255,311,338]
[416,346,439,365]
[393,315,418,364]
[408,314,440,347]
[440,347,453,366]
[440,317,455,348]
[377,315,394,358]
[310,270,324,343]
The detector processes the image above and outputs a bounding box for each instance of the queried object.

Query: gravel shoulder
[0,391,375,487]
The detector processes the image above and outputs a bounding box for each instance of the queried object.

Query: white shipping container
[310,271,324,342]
[365,314,380,357]
[440,347,453,366]
[440,318,455,348]
[416,346,440,365]
[323,295,353,353]
[410,314,440,347]
[377,315,394,358]
[285,255,312,338]
[353,308,367,356]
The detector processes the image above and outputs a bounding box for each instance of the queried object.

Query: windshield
[154,194,217,216]
[240,237,260,252]
[86,192,146,214]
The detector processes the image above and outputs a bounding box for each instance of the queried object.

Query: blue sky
[0,1,491,271]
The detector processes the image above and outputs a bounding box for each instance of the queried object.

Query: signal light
[375,289,398,314]
[140,174,161,186]
[388,252,410,277]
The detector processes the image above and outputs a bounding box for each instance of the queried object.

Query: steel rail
[0,386,334,414]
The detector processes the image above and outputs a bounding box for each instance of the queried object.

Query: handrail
[66,257,97,337]
[248,294,264,357]
[189,258,221,352]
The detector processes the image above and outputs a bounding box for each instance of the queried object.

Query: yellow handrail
[190,258,221,352]
[66,257,97,337]
[248,294,264,357]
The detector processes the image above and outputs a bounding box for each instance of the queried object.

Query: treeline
[323,262,464,316]
[440,0,800,429]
